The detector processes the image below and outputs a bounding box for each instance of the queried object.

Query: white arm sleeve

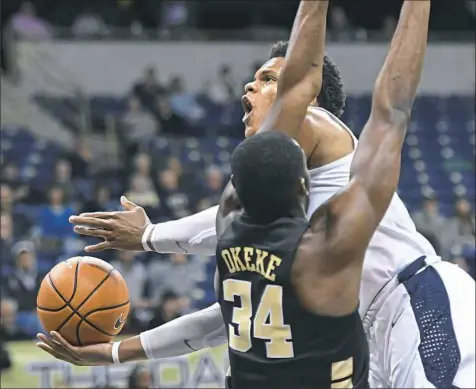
[139,303,227,359]
[141,206,219,256]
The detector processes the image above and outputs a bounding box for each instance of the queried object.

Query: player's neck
[243,207,305,225]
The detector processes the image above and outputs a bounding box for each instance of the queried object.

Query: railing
[11,28,92,135]
[45,26,476,43]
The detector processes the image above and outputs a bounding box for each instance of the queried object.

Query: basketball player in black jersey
[214,0,428,386]
[35,0,429,386]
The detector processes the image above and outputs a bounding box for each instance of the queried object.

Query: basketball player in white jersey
[62,1,475,387]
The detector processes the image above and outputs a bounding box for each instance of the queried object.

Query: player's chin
[244,125,257,138]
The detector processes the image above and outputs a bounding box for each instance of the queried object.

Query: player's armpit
[308,180,377,266]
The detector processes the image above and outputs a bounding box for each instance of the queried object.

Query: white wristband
[111,341,122,364]
[141,224,155,252]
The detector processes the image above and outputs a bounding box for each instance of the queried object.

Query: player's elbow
[277,77,321,105]
[371,94,412,128]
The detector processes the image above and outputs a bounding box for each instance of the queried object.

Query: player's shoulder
[306,106,335,126]
[217,181,242,237]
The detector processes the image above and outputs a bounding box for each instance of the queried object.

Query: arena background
[0,0,474,388]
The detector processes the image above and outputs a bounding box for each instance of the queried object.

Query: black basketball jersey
[216,215,369,389]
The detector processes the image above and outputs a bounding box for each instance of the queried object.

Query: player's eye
[265,75,276,82]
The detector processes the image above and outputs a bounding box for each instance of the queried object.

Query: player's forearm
[141,206,219,255]
[100,304,227,364]
[259,1,328,137]
[372,1,430,120]
[347,1,430,230]
[138,303,227,359]
[280,1,328,98]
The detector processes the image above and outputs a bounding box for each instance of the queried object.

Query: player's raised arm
[258,0,329,137]
[310,1,431,256]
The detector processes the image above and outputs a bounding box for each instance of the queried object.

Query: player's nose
[244,81,257,94]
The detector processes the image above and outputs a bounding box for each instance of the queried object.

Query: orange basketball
[37,256,130,346]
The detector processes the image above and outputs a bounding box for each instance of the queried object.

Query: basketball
[37,256,130,346]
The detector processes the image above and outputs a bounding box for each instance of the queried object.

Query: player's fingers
[73,226,114,239]
[38,333,70,355]
[120,196,139,211]
[36,341,80,364]
[77,212,117,219]
[37,342,68,360]
[84,241,113,253]
[68,216,114,230]
[50,332,80,357]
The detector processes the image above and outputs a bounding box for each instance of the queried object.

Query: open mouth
[241,95,253,123]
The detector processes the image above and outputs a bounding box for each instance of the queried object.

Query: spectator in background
[196,197,214,212]
[67,136,92,178]
[110,251,150,330]
[1,162,23,191]
[328,6,354,41]
[72,8,109,38]
[166,156,195,192]
[156,168,190,219]
[3,241,43,337]
[200,165,224,205]
[449,198,475,246]
[153,95,187,135]
[1,163,32,205]
[0,184,15,212]
[381,16,397,39]
[0,335,12,372]
[9,2,52,40]
[167,156,183,180]
[450,244,475,279]
[0,299,29,341]
[81,185,119,214]
[51,159,74,202]
[206,65,238,105]
[133,66,166,110]
[1,213,16,266]
[1,184,32,237]
[148,290,186,329]
[127,365,151,389]
[148,253,202,304]
[110,252,148,307]
[169,76,205,123]
[106,0,146,38]
[36,187,75,256]
[412,196,446,256]
[133,153,153,179]
[125,175,160,211]
[121,96,157,155]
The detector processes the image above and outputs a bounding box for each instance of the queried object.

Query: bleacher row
[6,93,476,211]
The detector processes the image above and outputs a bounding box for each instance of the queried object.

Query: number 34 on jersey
[223,279,354,388]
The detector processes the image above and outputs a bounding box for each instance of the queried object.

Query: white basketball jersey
[305,108,436,317]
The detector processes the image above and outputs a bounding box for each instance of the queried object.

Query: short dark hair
[231,132,306,223]
[269,41,346,118]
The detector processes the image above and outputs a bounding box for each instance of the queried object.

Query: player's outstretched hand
[36,332,112,366]
[69,196,151,252]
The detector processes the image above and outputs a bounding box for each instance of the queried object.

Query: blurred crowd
[0,2,474,386]
[1,0,474,42]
